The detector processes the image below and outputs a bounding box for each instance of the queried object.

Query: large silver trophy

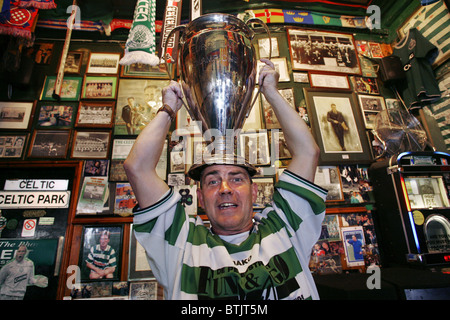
[164,13,271,179]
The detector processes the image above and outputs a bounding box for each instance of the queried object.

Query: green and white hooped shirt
[133,170,327,300]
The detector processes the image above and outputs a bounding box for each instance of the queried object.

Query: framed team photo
[71,130,111,159]
[82,76,118,100]
[86,52,121,74]
[0,134,28,159]
[288,28,361,75]
[75,101,115,128]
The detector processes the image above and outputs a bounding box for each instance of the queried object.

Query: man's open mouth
[218,202,238,209]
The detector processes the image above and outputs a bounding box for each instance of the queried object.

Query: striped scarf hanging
[120,0,159,66]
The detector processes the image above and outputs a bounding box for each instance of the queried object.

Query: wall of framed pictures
[0,7,448,299]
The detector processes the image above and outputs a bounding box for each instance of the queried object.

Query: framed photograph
[78,225,123,281]
[239,131,270,166]
[30,42,54,64]
[339,164,372,204]
[357,94,386,129]
[59,51,83,74]
[314,166,344,202]
[71,130,111,159]
[40,76,82,101]
[36,102,77,128]
[261,88,295,130]
[0,134,28,159]
[309,72,350,90]
[293,72,309,83]
[115,79,169,135]
[270,130,291,160]
[76,101,115,128]
[87,52,121,74]
[0,101,34,130]
[128,226,154,280]
[288,28,361,75]
[28,130,70,159]
[114,182,137,216]
[350,76,380,95]
[76,176,110,215]
[253,177,274,209]
[121,62,170,79]
[82,76,118,100]
[258,37,279,58]
[257,57,290,82]
[341,226,365,267]
[242,89,263,131]
[304,88,372,164]
[129,281,158,300]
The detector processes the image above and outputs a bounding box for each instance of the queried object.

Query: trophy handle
[245,17,272,114]
[163,25,186,81]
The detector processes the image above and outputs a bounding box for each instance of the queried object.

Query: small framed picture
[28,130,71,159]
[350,76,380,95]
[258,37,279,58]
[30,42,54,64]
[0,134,28,159]
[128,226,155,281]
[59,51,83,74]
[270,130,291,160]
[253,177,274,209]
[239,131,270,166]
[71,130,111,159]
[242,89,263,131]
[0,101,35,130]
[261,88,295,130]
[309,72,350,90]
[121,62,170,79]
[129,281,158,300]
[257,57,290,82]
[357,94,386,129]
[114,182,137,216]
[40,76,83,101]
[87,52,121,74]
[314,166,344,202]
[341,226,365,267]
[82,76,118,100]
[79,225,123,281]
[35,102,77,128]
[76,101,115,127]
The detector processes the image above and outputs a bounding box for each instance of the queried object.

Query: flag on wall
[0,1,39,39]
[239,8,367,29]
[120,0,159,66]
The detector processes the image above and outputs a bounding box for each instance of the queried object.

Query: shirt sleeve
[270,169,327,257]
[132,188,187,293]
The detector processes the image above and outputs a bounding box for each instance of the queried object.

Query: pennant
[18,0,56,9]
[253,9,284,24]
[0,0,11,23]
[120,0,159,66]
[0,2,38,39]
[158,0,183,64]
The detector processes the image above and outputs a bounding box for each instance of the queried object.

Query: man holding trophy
[124,14,326,300]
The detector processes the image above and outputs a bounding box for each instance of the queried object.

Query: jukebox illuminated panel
[369,152,450,266]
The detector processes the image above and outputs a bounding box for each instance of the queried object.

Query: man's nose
[219,180,232,194]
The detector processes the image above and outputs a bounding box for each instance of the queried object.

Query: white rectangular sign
[4,179,69,191]
[0,191,71,209]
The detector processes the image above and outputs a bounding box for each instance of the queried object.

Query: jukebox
[369,151,450,267]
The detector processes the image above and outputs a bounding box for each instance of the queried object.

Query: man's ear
[197,187,204,208]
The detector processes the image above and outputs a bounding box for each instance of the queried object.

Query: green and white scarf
[120,0,159,66]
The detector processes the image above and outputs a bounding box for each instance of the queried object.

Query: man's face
[99,235,110,250]
[197,165,258,236]
[16,246,27,262]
